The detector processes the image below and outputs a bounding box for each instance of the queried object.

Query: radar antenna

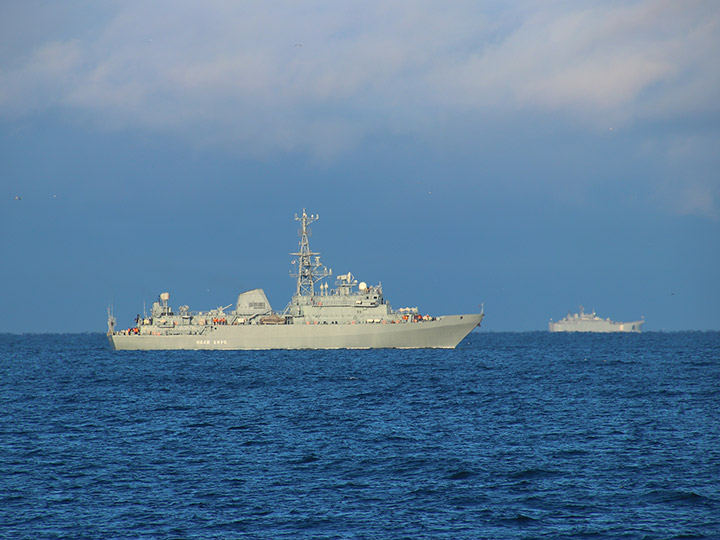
[290,209,331,296]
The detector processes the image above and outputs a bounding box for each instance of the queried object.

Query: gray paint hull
[549,320,644,333]
[109,313,483,350]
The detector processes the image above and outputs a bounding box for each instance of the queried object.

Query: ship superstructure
[549,306,644,333]
[108,210,483,350]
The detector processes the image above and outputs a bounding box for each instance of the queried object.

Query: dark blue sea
[1,332,719,540]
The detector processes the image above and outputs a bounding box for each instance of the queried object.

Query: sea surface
[1,331,719,540]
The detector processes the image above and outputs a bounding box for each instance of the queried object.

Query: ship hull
[549,320,644,333]
[109,313,483,350]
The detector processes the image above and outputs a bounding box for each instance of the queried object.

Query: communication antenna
[290,209,331,296]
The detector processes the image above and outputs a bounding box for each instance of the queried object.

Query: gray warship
[108,210,484,350]
[549,306,644,333]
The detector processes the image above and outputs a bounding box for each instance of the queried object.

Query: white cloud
[2,3,717,124]
[0,0,718,180]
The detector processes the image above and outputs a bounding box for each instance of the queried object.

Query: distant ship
[549,306,644,333]
[108,210,484,350]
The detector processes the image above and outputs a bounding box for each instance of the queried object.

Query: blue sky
[1,0,719,332]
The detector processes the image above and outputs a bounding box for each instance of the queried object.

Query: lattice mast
[290,209,331,296]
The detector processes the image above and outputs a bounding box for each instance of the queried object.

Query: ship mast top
[290,209,331,296]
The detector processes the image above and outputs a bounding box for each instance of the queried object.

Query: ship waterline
[108,210,483,350]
